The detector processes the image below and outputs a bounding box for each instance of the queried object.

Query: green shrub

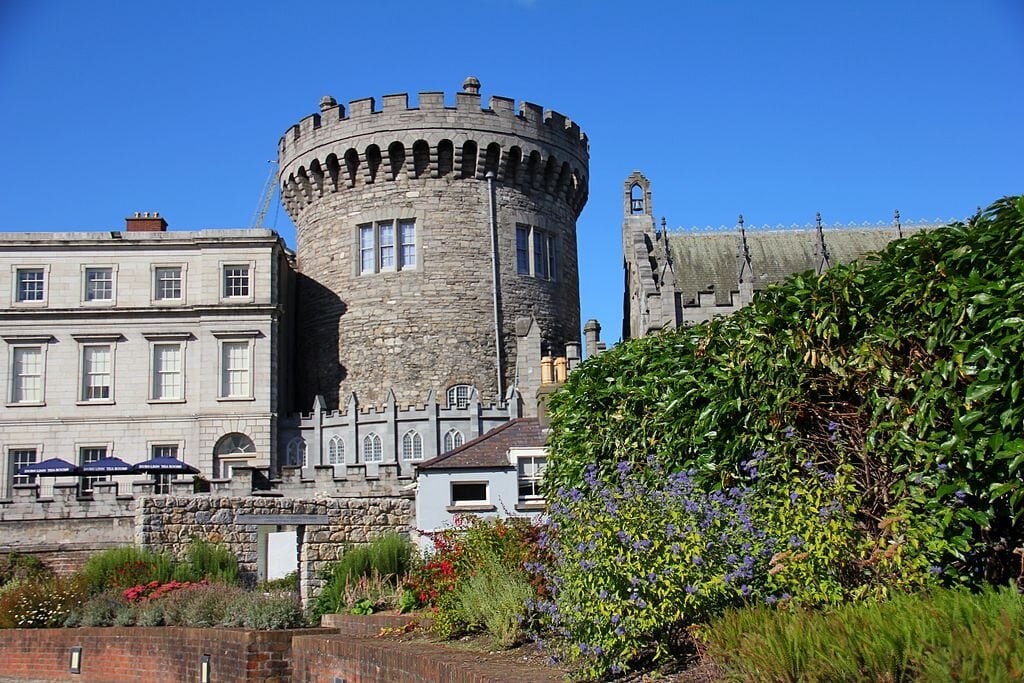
[0,575,87,628]
[178,584,247,626]
[80,590,133,627]
[0,553,50,588]
[257,571,299,592]
[309,533,414,621]
[173,538,239,584]
[454,552,533,648]
[236,591,306,629]
[80,546,175,594]
[369,532,413,578]
[545,195,1024,586]
[135,601,165,626]
[704,585,1024,681]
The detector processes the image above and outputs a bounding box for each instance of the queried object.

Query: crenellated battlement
[277,77,590,219]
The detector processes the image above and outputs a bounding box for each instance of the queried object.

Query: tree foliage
[546,195,1024,584]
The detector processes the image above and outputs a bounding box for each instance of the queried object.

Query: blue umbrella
[132,456,199,475]
[18,457,80,476]
[79,456,134,476]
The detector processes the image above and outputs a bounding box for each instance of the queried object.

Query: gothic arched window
[327,436,345,464]
[402,431,423,461]
[443,428,464,452]
[362,433,383,463]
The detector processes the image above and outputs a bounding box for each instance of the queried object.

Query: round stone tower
[279,78,589,409]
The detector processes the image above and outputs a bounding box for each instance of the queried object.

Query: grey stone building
[279,77,589,412]
[622,171,943,338]
[0,214,295,498]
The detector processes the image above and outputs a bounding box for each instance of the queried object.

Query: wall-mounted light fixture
[200,654,211,683]
[69,647,82,674]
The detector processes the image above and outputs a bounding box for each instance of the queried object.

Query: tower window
[515,225,556,281]
[358,219,416,274]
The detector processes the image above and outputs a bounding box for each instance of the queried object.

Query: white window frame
[214,432,255,479]
[362,432,383,463]
[513,447,548,503]
[213,331,258,401]
[12,265,49,306]
[401,430,423,461]
[446,384,473,410]
[327,435,345,465]
[514,224,556,281]
[450,480,490,507]
[220,261,255,302]
[8,446,39,494]
[152,263,186,304]
[4,336,52,407]
[148,443,181,494]
[81,264,117,305]
[443,428,464,452]
[146,334,188,403]
[357,219,416,275]
[74,335,121,405]
[78,443,110,495]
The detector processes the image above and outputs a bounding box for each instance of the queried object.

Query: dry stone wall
[137,494,412,604]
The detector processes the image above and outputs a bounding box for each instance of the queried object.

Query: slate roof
[417,418,546,470]
[667,227,928,305]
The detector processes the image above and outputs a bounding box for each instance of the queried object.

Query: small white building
[414,417,548,543]
[0,213,295,497]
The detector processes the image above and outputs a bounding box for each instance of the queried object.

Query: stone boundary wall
[138,495,413,604]
[0,626,329,683]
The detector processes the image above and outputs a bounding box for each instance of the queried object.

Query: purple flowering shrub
[534,453,939,679]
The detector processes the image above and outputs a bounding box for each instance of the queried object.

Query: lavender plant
[534,453,905,679]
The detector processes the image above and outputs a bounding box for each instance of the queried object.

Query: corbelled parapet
[278,79,590,219]
[280,78,589,410]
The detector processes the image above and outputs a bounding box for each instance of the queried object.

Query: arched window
[484,142,501,177]
[286,437,307,467]
[362,432,383,463]
[213,432,255,479]
[447,384,473,409]
[327,436,345,465]
[443,429,464,453]
[402,431,423,461]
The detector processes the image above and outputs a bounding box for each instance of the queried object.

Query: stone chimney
[125,211,168,232]
[584,319,603,359]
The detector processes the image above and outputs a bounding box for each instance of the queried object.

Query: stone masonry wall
[280,82,589,410]
[137,494,413,604]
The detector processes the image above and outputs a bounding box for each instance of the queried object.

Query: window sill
[515,502,546,512]
[216,396,255,402]
[11,301,48,308]
[81,300,115,306]
[446,504,496,513]
[76,400,115,406]
[5,401,45,408]
[147,398,187,405]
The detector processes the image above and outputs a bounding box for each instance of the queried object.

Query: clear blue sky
[1,1,1021,343]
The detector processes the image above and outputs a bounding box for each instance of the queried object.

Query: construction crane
[250,160,279,228]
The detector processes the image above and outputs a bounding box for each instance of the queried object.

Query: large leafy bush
[546,196,1024,583]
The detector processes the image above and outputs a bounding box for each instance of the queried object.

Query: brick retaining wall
[0,627,327,683]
